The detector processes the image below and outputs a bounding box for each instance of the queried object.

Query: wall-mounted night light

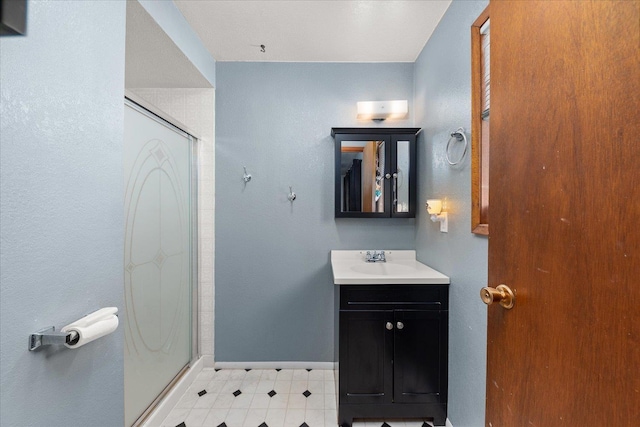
[426,199,448,233]
[357,100,408,121]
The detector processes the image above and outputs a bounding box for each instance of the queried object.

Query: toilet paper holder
[29,326,79,351]
[29,307,119,351]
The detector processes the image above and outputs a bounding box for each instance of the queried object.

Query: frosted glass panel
[124,102,193,427]
[396,141,410,213]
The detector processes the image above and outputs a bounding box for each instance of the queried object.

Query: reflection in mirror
[340,140,385,213]
[396,141,410,213]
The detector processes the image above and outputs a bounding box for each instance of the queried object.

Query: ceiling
[174,0,452,62]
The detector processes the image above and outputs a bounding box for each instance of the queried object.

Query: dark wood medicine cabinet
[332,128,420,218]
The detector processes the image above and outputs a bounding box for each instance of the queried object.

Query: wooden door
[486,1,640,426]
[362,141,377,212]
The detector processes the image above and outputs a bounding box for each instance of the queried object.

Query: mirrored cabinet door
[390,135,417,218]
[333,128,419,218]
[394,139,411,213]
[338,138,389,216]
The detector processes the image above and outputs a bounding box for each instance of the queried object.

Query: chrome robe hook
[243,166,252,183]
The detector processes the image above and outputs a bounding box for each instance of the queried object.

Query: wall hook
[288,186,297,202]
[243,166,252,183]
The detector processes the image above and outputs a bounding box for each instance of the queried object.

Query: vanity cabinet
[337,285,448,427]
[332,128,420,218]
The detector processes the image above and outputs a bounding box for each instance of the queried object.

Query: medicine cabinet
[332,128,420,218]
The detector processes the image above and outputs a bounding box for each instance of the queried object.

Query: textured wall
[215,62,416,362]
[138,0,216,87]
[0,2,126,427]
[413,1,489,426]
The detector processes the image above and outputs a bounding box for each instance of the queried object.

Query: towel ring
[446,127,468,166]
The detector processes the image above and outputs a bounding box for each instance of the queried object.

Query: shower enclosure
[123,99,198,426]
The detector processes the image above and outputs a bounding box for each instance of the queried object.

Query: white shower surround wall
[129,88,215,364]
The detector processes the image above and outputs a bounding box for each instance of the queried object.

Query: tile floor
[160,369,437,427]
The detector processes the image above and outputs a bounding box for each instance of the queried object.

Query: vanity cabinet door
[339,310,394,405]
[393,310,448,405]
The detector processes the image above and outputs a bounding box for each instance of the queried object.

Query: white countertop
[331,250,450,285]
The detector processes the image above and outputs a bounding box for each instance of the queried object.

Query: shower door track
[132,364,190,427]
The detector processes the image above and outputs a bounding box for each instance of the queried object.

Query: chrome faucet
[365,250,386,263]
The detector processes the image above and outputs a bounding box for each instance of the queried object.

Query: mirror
[395,140,410,213]
[340,140,386,213]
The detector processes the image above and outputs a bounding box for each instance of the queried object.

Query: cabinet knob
[385,322,394,330]
[385,173,391,179]
[396,321,404,330]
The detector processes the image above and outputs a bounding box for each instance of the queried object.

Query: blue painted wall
[413,1,489,426]
[0,2,126,426]
[215,62,416,362]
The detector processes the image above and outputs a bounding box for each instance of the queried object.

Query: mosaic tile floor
[160,369,437,427]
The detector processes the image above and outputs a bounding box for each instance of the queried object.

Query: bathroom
[0,1,637,427]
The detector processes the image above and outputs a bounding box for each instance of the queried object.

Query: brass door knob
[481,284,515,309]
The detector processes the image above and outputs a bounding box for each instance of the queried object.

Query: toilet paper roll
[65,307,117,329]
[61,308,119,349]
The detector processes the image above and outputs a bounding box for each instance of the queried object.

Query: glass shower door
[123,100,195,426]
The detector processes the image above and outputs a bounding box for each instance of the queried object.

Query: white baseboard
[142,357,204,427]
[446,418,453,427]
[214,361,334,370]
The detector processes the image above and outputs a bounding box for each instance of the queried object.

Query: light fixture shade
[357,100,408,120]
[426,199,442,215]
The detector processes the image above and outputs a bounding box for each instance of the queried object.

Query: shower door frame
[124,97,200,427]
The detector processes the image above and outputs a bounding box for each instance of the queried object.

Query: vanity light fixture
[426,199,448,233]
[357,100,408,121]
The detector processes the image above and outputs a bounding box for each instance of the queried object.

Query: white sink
[331,250,450,285]
[350,263,416,276]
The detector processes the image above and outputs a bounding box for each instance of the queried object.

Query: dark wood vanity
[335,284,449,427]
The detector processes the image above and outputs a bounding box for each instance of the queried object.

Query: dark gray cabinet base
[336,285,449,427]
